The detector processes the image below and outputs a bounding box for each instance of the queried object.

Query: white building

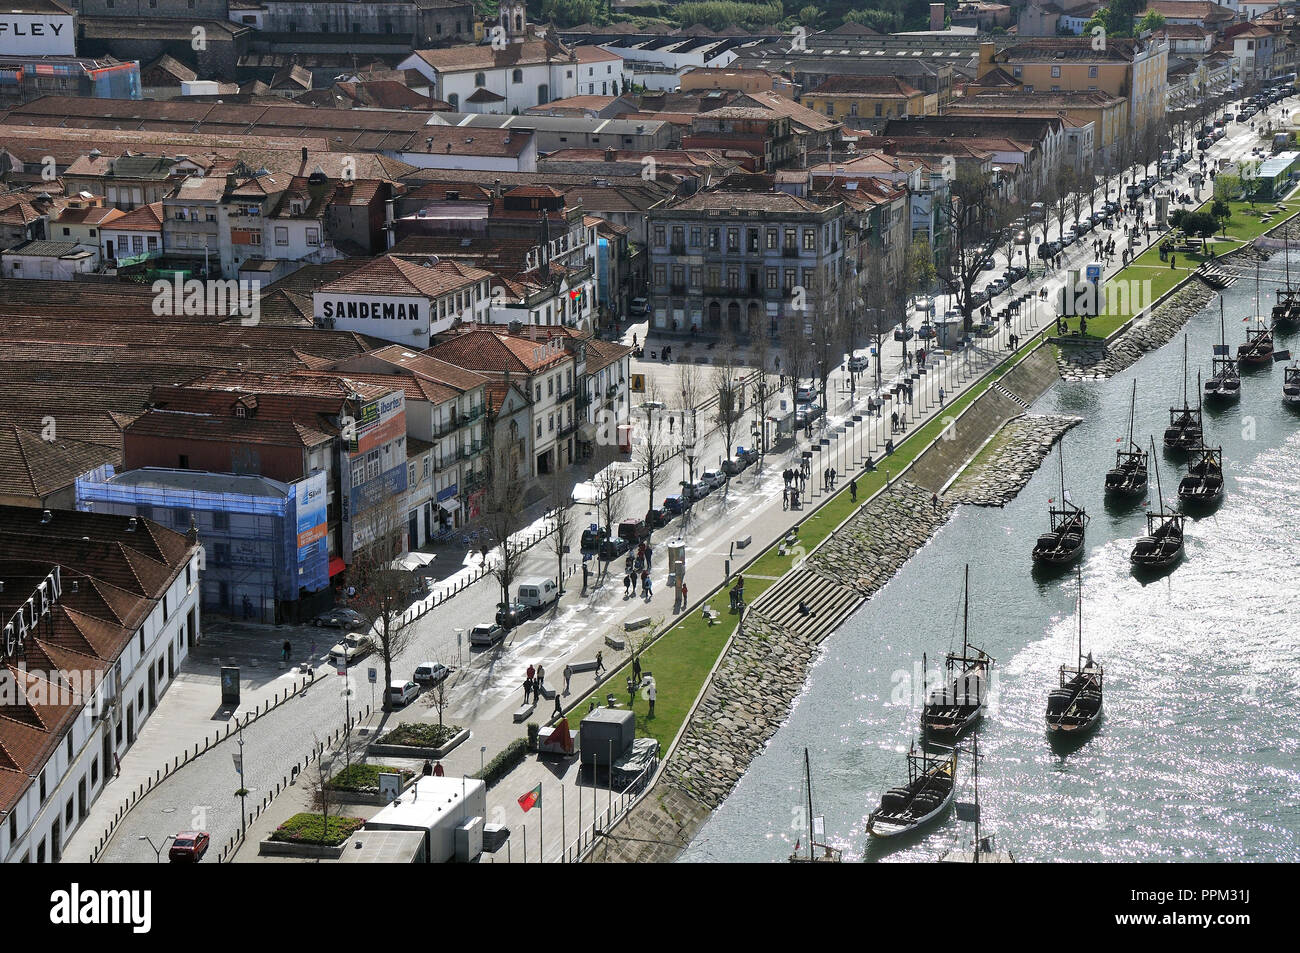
[0,509,202,863]
[313,254,494,346]
[397,7,579,114]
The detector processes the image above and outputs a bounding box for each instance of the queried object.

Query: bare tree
[711,326,744,471]
[675,361,703,484]
[483,458,527,611]
[635,378,668,534]
[548,468,573,595]
[593,465,623,577]
[306,732,339,842]
[749,327,777,458]
[349,500,418,713]
[936,170,1012,332]
[780,314,812,401]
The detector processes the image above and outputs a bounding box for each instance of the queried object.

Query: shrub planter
[325,763,418,806]
[258,839,348,859]
[367,726,469,761]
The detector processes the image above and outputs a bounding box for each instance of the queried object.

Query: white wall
[1,552,201,863]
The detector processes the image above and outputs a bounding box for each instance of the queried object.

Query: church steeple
[499,0,527,43]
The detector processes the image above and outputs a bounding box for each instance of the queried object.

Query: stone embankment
[1056,281,1216,379]
[1057,228,1283,380]
[945,413,1082,506]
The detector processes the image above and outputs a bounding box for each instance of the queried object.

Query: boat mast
[972,733,981,864]
[1076,563,1084,667]
[962,564,969,658]
[1182,335,1189,409]
[1150,436,1165,518]
[804,747,813,861]
[1256,259,1262,325]
[1128,379,1137,451]
[1058,439,1066,510]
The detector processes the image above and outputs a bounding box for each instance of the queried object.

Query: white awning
[437,499,461,515]
[391,552,436,571]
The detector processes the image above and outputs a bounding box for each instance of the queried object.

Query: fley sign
[0,15,76,56]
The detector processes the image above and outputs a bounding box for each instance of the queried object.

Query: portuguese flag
[517,784,541,812]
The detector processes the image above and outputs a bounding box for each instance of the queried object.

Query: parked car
[847,354,869,372]
[1060,231,1077,248]
[687,478,711,500]
[893,325,915,342]
[1103,201,1120,214]
[169,831,210,863]
[1125,184,1141,200]
[313,608,367,630]
[645,505,671,528]
[701,468,727,490]
[598,536,631,560]
[328,632,375,666]
[580,525,608,551]
[468,622,506,646]
[721,456,744,476]
[985,278,1008,296]
[662,494,685,515]
[981,257,998,271]
[794,404,823,428]
[629,297,648,316]
[388,680,419,707]
[516,577,560,611]
[413,662,450,687]
[1038,240,1061,260]
[617,518,649,543]
[794,384,817,404]
[1074,219,1092,235]
[917,322,937,340]
[495,601,532,629]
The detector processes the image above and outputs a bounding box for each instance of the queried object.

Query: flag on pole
[518,784,541,812]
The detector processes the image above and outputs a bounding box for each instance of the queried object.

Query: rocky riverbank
[1056,281,1217,379]
[659,482,954,815]
[945,413,1083,506]
[1057,222,1288,380]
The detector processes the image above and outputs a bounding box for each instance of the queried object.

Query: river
[682,258,1300,863]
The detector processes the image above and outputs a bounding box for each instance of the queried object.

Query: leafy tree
[1211,198,1232,237]
[541,0,607,27]
[1136,11,1164,34]
[798,4,820,26]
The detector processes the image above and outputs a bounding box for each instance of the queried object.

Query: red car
[169,831,210,862]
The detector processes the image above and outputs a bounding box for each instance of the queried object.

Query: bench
[702,607,720,624]
[734,534,752,549]
[568,659,600,674]
[605,633,627,650]
[623,617,651,632]
[513,700,537,723]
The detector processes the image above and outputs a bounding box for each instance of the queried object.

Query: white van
[516,577,560,610]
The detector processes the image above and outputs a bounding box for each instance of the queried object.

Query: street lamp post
[233,721,247,839]
[138,834,173,863]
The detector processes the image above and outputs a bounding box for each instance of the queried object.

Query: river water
[682,260,1300,863]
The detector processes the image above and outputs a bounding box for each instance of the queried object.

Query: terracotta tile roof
[409,39,571,74]
[358,344,494,393]
[806,75,920,97]
[425,328,572,376]
[108,201,164,230]
[584,337,632,374]
[0,426,117,502]
[318,255,492,298]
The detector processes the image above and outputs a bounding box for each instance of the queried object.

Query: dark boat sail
[1177,444,1225,507]
[1033,438,1088,565]
[1045,565,1103,737]
[1105,380,1148,498]
[921,566,993,740]
[1204,296,1241,403]
[866,742,957,839]
[1164,336,1203,451]
[1238,262,1275,367]
[1132,437,1187,570]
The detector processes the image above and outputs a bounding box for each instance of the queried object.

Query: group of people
[522,662,547,704]
[781,466,806,510]
[623,567,653,599]
[822,466,839,491]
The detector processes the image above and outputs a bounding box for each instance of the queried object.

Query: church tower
[499,0,527,43]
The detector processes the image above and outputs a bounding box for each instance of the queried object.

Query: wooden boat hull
[1045,705,1103,735]
[1130,537,1184,568]
[921,706,982,739]
[1032,535,1084,564]
[1203,381,1240,402]
[1104,470,1147,497]
[1162,428,1201,451]
[867,787,954,839]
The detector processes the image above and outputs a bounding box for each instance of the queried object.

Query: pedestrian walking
[281,640,291,665]
[680,580,688,603]
[422,759,433,777]
[564,664,573,694]
[527,663,535,683]
[553,693,563,719]
[850,476,858,503]
[624,572,633,596]
[647,679,657,718]
[642,569,652,598]
[932,492,940,511]
[939,386,945,407]
[536,664,545,691]
[627,675,636,708]
[434,761,444,777]
[782,486,789,510]
[595,650,605,676]
[114,752,121,778]
[645,545,652,570]
[632,655,642,684]
[523,676,532,702]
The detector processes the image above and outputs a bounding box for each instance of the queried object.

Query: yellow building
[801,75,930,123]
[975,37,1168,133]
[952,89,1130,166]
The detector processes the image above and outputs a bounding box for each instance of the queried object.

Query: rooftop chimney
[930,2,945,32]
